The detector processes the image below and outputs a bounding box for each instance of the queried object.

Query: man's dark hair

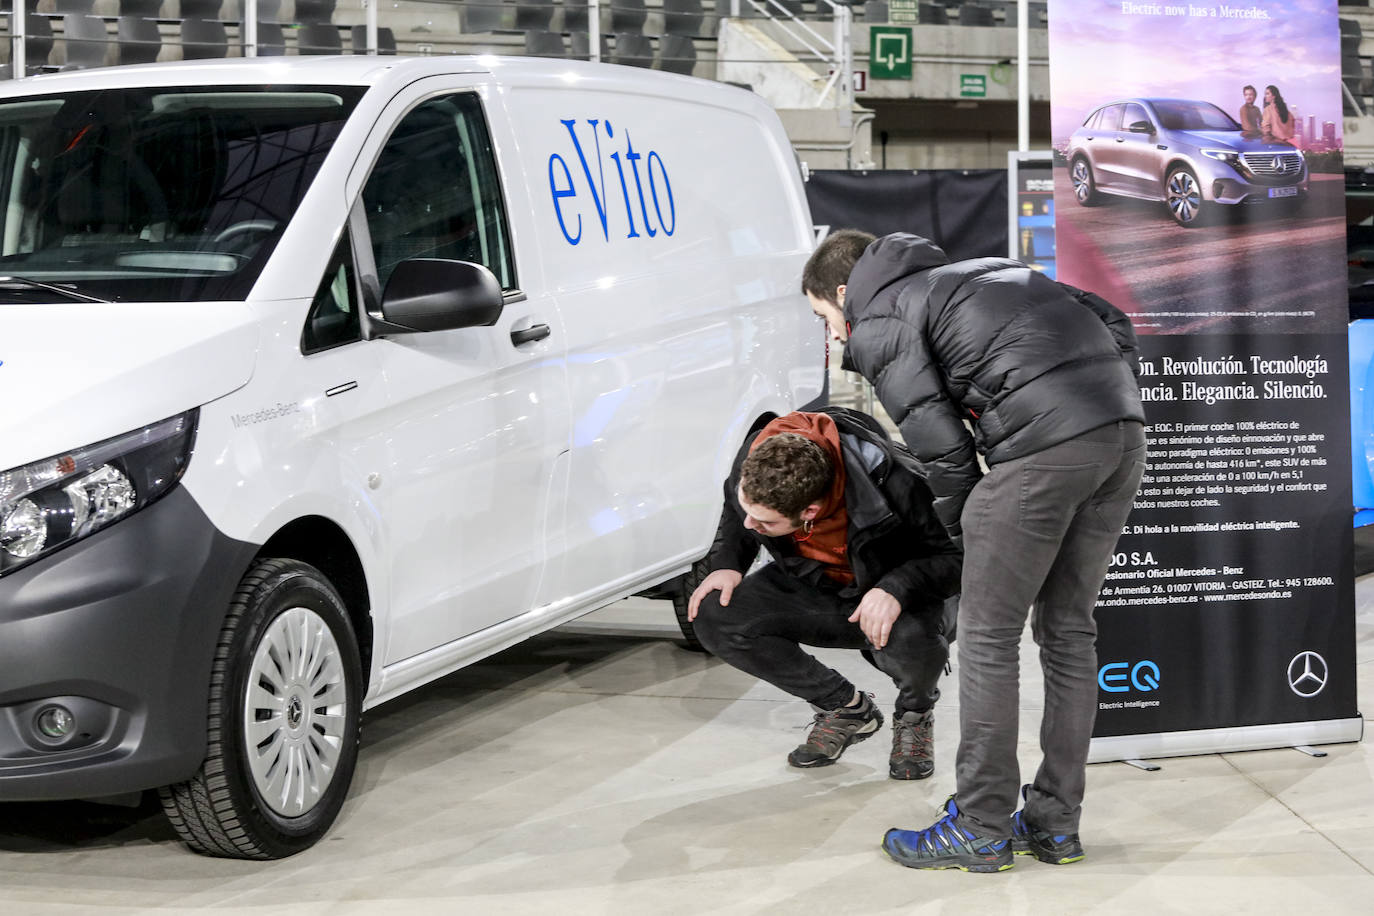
[1243,84,1256,95]
[801,229,875,305]
[740,433,833,523]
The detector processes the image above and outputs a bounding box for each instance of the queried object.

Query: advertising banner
[1049,0,1363,756]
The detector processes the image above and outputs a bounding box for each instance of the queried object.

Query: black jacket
[841,233,1145,538]
[707,408,961,614]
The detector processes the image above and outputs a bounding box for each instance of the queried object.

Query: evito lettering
[549,118,676,246]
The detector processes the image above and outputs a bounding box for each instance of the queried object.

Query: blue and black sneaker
[882,796,1013,873]
[1010,785,1085,865]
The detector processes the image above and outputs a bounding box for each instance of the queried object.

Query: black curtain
[805,169,1008,262]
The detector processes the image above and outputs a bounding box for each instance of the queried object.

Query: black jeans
[692,562,949,714]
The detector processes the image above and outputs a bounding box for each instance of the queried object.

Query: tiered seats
[350,24,396,54]
[117,15,161,64]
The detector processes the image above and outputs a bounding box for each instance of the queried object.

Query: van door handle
[511,323,551,346]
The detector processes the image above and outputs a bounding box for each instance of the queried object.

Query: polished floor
[0,575,1369,913]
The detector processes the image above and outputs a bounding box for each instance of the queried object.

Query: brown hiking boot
[787,692,884,768]
[889,709,934,780]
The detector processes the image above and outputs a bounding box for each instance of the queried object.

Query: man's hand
[848,587,902,648]
[688,569,743,622]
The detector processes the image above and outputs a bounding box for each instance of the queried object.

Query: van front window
[0,85,363,303]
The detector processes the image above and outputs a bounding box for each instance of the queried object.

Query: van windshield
[1152,100,1240,132]
[0,85,363,303]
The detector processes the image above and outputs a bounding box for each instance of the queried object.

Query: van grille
[1241,151,1304,176]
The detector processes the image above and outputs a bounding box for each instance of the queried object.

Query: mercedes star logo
[1287,651,1329,698]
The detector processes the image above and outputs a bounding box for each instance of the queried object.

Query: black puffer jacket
[841,233,1144,538]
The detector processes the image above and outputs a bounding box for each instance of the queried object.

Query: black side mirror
[373,258,503,335]
[1128,120,1154,134]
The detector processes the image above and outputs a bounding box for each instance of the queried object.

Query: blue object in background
[1349,320,1374,526]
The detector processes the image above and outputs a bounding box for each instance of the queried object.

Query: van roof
[0,55,723,98]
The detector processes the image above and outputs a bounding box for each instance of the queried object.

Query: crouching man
[688,408,961,779]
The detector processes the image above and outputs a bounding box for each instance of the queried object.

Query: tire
[1069,157,1100,206]
[1165,166,1207,227]
[670,558,712,654]
[158,558,362,859]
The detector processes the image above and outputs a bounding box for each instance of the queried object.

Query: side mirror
[1128,120,1154,134]
[373,258,503,335]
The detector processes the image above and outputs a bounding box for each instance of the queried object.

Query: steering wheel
[213,220,279,247]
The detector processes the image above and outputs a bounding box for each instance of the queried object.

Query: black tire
[1165,166,1208,227]
[158,558,362,859]
[670,558,712,654]
[1069,157,1100,206]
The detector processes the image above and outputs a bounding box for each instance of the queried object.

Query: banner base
[1088,717,1365,764]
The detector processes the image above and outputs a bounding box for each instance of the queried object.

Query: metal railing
[734,0,852,110]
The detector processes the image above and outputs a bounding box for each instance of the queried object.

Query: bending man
[803,230,1145,872]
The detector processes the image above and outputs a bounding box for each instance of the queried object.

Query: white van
[0,57,824,858]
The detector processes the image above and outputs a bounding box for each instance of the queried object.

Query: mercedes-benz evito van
[0,56,825,858]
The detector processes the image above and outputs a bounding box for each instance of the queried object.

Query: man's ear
[800,504,822,522]
[836,283,847,308]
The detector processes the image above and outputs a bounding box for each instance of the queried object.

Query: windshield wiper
[0,275,111,303]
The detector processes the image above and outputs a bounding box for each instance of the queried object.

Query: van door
[348,86,570,665]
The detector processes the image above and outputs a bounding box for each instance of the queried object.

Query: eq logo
[548,118,676,246]
[1098,660,1161,693]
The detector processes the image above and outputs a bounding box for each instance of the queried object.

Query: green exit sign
[870,27,912,80]
[960,74,987,98]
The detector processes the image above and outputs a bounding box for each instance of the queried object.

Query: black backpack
[817,405,961,645]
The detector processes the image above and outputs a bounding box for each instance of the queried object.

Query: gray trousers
[955,420,1146,839]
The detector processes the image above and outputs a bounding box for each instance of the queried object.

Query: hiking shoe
[889,709,934,780]
[882,796,1014,873]
[787,692,883,768]
[1011,785,1085,865]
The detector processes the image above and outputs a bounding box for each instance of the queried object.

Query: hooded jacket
[841,233,1144,539]
[709,408,961,614]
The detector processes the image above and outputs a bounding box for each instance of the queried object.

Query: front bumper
[0,486,257,800]
[1207,163,1309,205]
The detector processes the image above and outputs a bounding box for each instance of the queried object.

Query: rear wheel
[1165,166,1207,226]
[671,558,712,653]
[158,558,362,859]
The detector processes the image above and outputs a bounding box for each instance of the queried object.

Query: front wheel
[1165,166,1207,226]
[158,558,362,859]
[671,558,712,653]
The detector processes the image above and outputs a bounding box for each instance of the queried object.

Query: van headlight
[0,411,197,576]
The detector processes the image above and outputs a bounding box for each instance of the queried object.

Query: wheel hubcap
[1072,162,1090,201]
[243,606,348,818]
[1168,172,1199,222]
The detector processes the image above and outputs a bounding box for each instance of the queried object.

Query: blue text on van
[549,119,676,246]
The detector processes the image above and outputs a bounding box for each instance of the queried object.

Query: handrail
[742,0,853,111]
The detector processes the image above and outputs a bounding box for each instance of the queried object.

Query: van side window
[362,93,515,295]
[302,231,361,354]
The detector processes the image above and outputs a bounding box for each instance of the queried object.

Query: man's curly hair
[740,433,833,523]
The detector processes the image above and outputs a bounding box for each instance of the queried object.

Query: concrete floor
[0,578,1369,914]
